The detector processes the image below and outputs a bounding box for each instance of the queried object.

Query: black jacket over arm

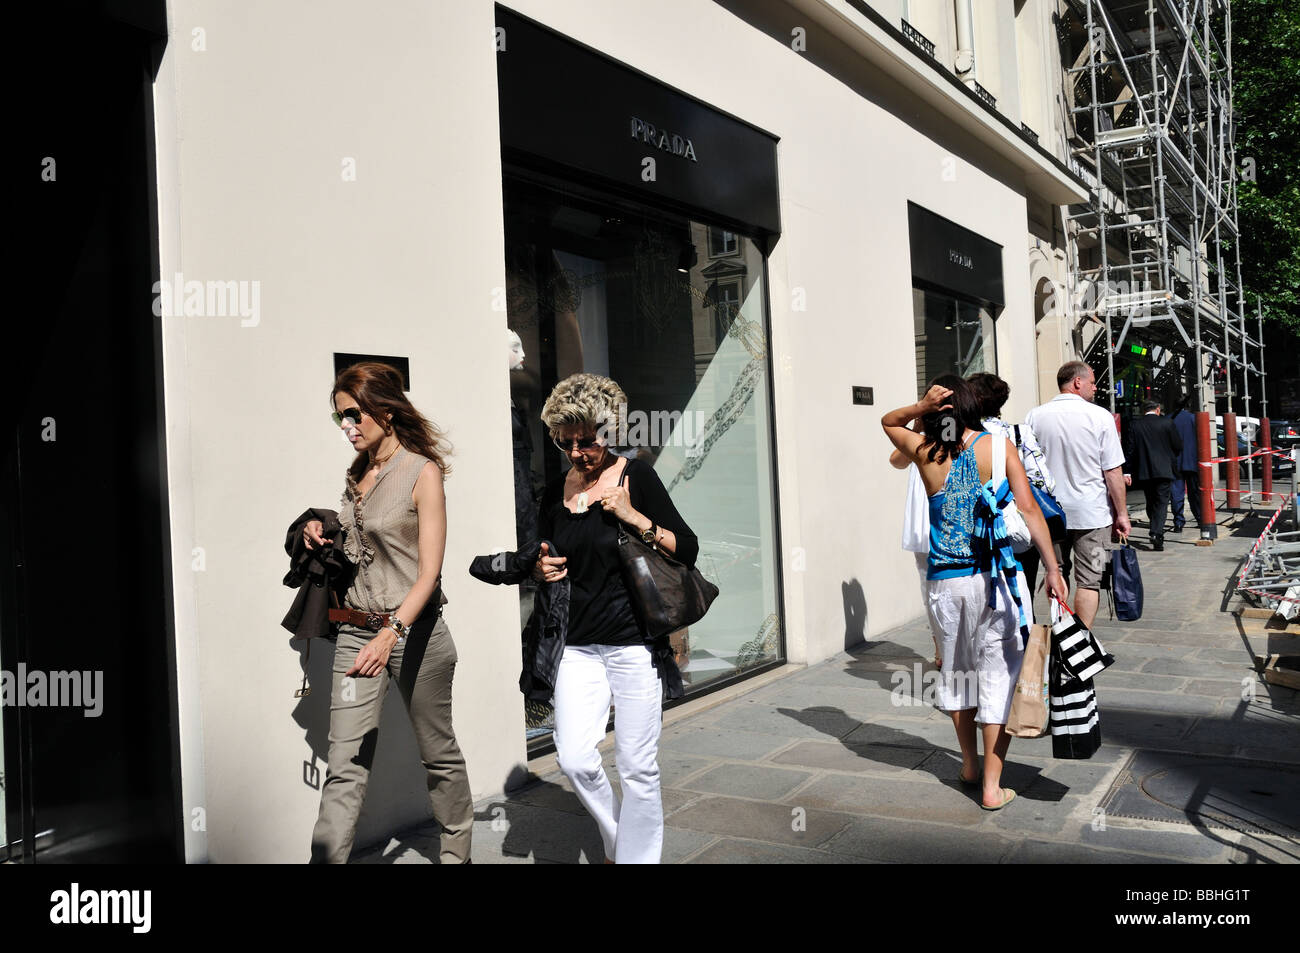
[281,508,355,640]
[469,539,571,702]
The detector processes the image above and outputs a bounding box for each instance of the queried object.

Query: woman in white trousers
[533,373,700,863]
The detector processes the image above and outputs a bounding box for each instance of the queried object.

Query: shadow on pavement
[775,705,1069,804]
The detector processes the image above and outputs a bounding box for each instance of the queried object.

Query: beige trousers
[309,615,473,863]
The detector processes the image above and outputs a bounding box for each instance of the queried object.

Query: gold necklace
[370,441,399,470]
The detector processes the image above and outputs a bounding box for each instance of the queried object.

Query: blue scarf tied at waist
[973,479,1031,648]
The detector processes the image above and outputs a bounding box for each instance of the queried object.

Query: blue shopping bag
[1110,538,1143,621]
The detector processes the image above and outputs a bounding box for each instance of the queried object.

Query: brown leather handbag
[613,465,718,640]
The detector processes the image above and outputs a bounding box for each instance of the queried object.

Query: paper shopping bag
[1006,623,1051,738]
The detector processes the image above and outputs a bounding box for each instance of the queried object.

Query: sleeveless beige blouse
[338,446,434,613]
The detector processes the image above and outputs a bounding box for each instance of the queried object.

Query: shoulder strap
[1013,424,1022,447]
[616,455,630,487]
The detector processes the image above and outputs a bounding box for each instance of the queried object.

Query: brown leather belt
[328,608,395,632]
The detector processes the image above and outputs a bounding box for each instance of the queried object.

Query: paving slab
[783,773,987,826]
[1137,657,1243,679]
[667,794,853,847]
[1095,687,1225,717]
[1002,840,1181,864]
[683,837,849,864]
[659,724,795,762]
[822,815,1018,863]
[1078,822,1237,861]
[770,739,931,774]
[676,762,814,800]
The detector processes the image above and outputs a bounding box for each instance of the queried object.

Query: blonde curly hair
[540,373,627,442]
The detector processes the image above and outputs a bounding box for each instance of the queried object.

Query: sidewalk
[356,501,1300,864]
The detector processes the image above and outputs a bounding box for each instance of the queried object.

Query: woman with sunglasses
[302,361,474,863]
[534,373,699,864]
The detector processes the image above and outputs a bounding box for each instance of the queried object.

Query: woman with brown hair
[883,376,1067,810]
[301,361,474,863]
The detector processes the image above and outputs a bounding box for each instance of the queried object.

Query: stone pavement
[356,501,1300,864]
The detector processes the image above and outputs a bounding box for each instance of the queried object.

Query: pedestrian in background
[1170,396,1206,534]
[1122,399,1183,551]
[1026,361,1129,630]
[968,372,1058,601]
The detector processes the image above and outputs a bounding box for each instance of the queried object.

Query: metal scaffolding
[1057,0,1266,420]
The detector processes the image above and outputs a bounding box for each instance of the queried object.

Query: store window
[503,173,783,747]
[913,287,998,392]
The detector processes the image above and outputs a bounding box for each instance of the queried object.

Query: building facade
[6,0,1088,861]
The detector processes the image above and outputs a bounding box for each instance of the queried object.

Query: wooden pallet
[1254,654,1300,691]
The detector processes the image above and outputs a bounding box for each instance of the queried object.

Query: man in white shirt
[1026,361,1131,629]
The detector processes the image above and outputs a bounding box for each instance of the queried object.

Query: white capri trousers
[552,642,663,864]
[926,571,1027,725]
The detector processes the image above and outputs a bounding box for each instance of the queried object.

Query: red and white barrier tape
[1198,446,1296,467]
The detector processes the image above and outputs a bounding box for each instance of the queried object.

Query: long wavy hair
[330,362,453,487]
[917,374,985,465]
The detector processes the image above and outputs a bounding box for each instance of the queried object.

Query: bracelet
[386,615,409,643]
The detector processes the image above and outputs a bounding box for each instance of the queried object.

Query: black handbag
[612,466,718,640]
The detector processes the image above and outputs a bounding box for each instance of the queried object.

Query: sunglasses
[331,407,364,428]
[552,434,602,453]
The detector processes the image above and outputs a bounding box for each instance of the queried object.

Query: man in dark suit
[1170,396,1205,533]
[1123,400,1183,551]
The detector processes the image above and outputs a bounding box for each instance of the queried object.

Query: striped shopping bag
[1047,598,1111,760]
[1048,669,1102,759]
[1050,598,1115,682]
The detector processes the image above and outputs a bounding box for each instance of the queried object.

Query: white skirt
[925,571,1028,725]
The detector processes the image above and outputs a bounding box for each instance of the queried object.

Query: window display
[503,174,783,746]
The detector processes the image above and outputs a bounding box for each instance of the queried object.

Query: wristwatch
[640,522,658,546]
[386,615,409,644]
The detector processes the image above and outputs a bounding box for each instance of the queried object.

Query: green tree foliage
[1234,0,1300,335]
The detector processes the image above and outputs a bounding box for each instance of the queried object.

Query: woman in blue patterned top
[883,376,1067,810]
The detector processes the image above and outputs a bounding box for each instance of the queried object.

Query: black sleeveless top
[538,456,699,646]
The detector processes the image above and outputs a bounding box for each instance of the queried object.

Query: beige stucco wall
[155,0,522,863]
[155,0,1053,861]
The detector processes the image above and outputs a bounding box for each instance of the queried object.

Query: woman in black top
[534,373,698,864]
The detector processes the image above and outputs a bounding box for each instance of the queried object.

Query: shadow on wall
[842,578,868,651]
[289,637,438,861]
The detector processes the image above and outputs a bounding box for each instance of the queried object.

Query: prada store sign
[907,201,1005,307]
[496,6,781,235]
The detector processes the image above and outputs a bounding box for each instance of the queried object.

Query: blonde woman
[534,373,699,863]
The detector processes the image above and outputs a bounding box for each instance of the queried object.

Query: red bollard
[1224,412,1241,509]
[1260,416,1273,505]
[1196,411,1217,539]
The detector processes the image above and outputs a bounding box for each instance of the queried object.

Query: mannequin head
[508,329,525,372]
